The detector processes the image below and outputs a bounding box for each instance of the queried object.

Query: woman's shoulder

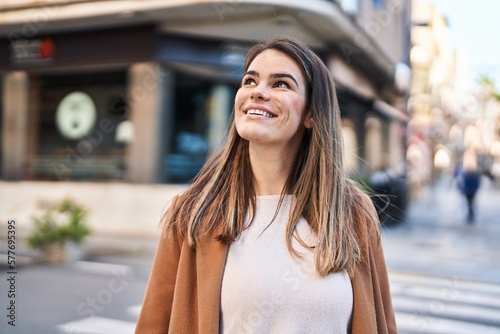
[348,182,379,224]
[347,182,381,253]
[161,194,188,236]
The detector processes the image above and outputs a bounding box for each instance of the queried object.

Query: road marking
[389,272,500,332]
[393,295,500,328]
[390,271,500,295]
[390,274,500,310]
[72,261,133,276]
[56,316,136,334]
[127,304,142,318]
[396,311,500,334]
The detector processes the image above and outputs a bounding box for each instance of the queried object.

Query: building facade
[0,0,411,232]
[408,1,456,189]
[408,2,500,191]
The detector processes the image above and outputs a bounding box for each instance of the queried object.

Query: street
[1,179,500,334]
[383,178,500,333]
[0,0,498,333]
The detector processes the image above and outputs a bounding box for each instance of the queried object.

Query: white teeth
[247,109,274,118]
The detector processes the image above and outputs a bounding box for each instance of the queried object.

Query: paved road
[383,179,500,283]
[0,234,157,334]
[383,178,500,333]
[1,178,499,333]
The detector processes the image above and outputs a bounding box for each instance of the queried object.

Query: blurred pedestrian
[136,37,396,334]
[457,150,482,223]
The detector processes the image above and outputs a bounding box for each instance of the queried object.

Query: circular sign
[55,91,97,140]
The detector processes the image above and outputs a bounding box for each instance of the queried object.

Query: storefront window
[32,70,128,180]
[165,72,233,183]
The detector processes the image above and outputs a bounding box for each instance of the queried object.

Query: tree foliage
[478,75,500,100]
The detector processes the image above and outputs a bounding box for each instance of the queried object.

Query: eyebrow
[244,70,299,87]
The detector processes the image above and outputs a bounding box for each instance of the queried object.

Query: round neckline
[255,194,293,200]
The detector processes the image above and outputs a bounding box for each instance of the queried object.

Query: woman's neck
[249,143,297,196]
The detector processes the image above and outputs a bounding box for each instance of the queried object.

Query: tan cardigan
[136,208,397,333]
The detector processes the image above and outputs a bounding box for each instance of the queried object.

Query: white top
[220,195,353,333]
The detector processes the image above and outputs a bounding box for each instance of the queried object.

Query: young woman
[136,37,396,333]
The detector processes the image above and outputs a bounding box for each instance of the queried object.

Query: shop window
[165,72,233,183]
[31,70,128,181]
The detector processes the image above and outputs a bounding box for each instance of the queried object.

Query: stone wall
[0,181,187,237]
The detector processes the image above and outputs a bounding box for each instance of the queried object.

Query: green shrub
[27,198,91,250]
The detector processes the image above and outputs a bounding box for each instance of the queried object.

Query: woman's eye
[243,78,256,86]
[275,81,289,89]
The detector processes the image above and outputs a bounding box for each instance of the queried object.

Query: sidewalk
[405,176,500,228]
[0,181,177,266]
[0,227,159,268]
[382,177,500,284]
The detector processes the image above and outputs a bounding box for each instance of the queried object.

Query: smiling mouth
[246,109,276,118]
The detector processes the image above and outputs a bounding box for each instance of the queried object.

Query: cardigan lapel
[196,228,229,333]
[350,263,378,333]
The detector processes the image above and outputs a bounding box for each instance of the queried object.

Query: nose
[250,83,270,101]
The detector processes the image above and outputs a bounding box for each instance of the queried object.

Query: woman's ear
[304,114,313,129]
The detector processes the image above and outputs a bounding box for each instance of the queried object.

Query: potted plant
[27,198,91,264]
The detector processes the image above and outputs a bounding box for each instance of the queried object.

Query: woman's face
[234,49,311,148]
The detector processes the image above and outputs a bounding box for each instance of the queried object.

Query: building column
[389,121,406,173]
[126,63,172,183]
[2,71,29,180]
[208,85,231,151]
[364,115,384,171]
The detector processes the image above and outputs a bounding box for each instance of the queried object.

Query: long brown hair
[164,37,379,276]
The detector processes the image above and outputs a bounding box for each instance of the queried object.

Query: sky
[418,0,500,89]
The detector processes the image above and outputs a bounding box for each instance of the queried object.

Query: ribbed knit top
[220,195,353,333]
